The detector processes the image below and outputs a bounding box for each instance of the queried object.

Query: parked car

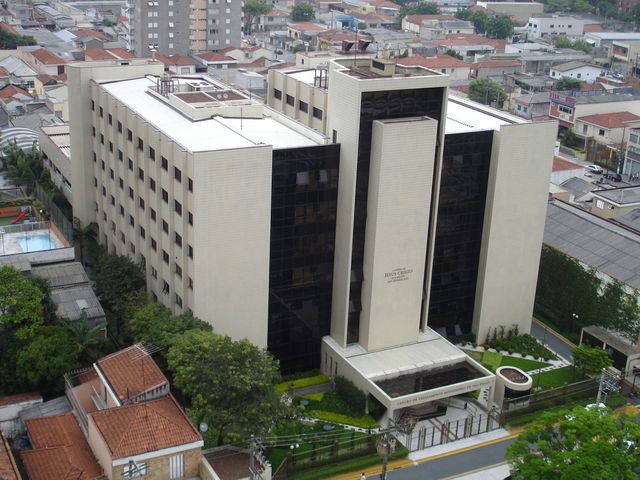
[586,165,604,174]
[604,172,622,182]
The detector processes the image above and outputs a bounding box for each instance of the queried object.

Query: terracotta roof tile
[287,22,329,32]
[266,9,289,17]
[96,344,168,402]
[30,48,67,65]
[553,156,582,172]
[584,23,604,33]
[72,28,109,41]
[0,430,20,480]
[89,395,201,459]
[22,413,102,480]
[108,48,136,59]
[0,392,41,406]
[0,23,19,35]
[198,52,237,62]
[0,66,8,77]
[0,85,30,100]
[168,54,195,65]
[577,111,640,129]
[399,55,469,69]
[84,47,117,61]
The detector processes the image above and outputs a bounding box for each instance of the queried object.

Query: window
[599,129,606,136]
[162,189,169,203]
[149,147,155,161]
[123,462,147,478]
[100,134,104,145]
[92,126,96,137]
[332,129,337,143]
[128,158,133,171]
[149,177,156,192]
[274,88,282,100]
[129,242,135,254]
[110,194,115,206]
[140,226,146,239]
[174,167,182,182]
[188,244,193,259]
[109,142,113,153]
[129,187,134,199]
[596,199,604,209]
[108,113,112,125]
[120,205,125,216]
[188,178,193,192]
[175,263,182,278]
[101,160,105,171]
[117,121,122,133]
[299,100,308,113]
[630,133,639,144]
[313,107,323,120]
[139,197,145,209]
[162,220,169,233]
[151,237,157,251]
[120,232,125,244]
[188,277,193,290]
[583,124,588,134]
[163,250,169,263]
[174,200,182,215]
[286,94,295,106]
[577,73,582,79]
[110,168,114,179]
[175,294,183,308]
[119,177,124,189]
[138,168,144,181]
[91,100,95,111]
[137,138,144,151]
[558,105,572,114]
[188,211,193,226]
[150,208,156,221]
[129,215,134,227]
[127,129,133,141]
[99,106,103,117]
[161,156,168,170]
[118,150,123,162]
[175,232,182,247]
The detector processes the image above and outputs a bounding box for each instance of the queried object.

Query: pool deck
[0,228,65,256]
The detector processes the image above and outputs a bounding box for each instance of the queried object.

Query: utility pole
[249,436,266,480]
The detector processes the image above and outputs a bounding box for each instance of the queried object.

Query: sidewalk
[326,429,519,480]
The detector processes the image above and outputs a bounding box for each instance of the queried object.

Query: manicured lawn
[463,349,483,362]
[499,356,550,372]
[531,366,584,390]
[482,351,503,372]
[276,373,331,395]
[310,410,378,429]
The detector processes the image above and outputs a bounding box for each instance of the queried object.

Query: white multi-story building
[68,57,556,419]
[526,14,585,39]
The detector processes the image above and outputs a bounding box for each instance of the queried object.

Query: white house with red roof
[257,9,290,31]
[21,48,68,77]
[574,111,640,146]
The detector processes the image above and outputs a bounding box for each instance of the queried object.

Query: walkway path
[531,317,575,363]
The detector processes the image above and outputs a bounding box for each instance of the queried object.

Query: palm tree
[72,219,99,268]
[63,311,109,364]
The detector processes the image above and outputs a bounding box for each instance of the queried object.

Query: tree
[486,16,514,39]
[561,128,578,148]
[0,28,36,49]
[554,76,583,91]
[291,3,315,22]
[168,330,282,446]
[0,265,44,338]
[128,303,211,369]
[399,2,440,21]
[63,311,111,364]
[572,344,612,377]
[468,77,506,105]
[15,326,81,392]
[73,219,98,268]
[446,49,463,60]
[553,35,592,54]
[242,0,271,33]
[506,405,640,480]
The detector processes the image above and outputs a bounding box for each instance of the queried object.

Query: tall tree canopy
[0,265,44,338]
[168,330,282,446]
[291,3,315,22]
[242,0,271,33]
[507,405,640,480]
[572,344,612,377]
[468,77,506,105]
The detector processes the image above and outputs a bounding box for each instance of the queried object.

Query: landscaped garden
[530,366,585,390]
[462,349,551,374]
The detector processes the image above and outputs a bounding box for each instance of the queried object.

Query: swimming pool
[17,234,57,252]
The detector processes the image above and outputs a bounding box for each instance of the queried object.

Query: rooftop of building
[577,111,640,129]
[404,14,456,23]
[0,430,20,480]
[99,75,325,152]
[592,185,640,206]
[22,412,103,480]
[29,48,67,65]
[551,60,600,72]
[552,156,582,172]
[551,88,640,105]
[89,394,202,459]
[559,176,595,198]
[471,59,522,68]
[544,199,640,289]
[96,343,169,403]
[40,123,70,158]
[445,95,525,134]
[616,207,640,232]
[287,22,329,32]
[583,325,639,356]
[586,32,640,40]
[515,91,550,104]
[0,392,42,406]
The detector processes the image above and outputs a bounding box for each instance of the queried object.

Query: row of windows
[273,89,322,120]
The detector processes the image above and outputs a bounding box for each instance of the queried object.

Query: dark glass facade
[427,131,493,337]
[347,88,446,344]
[268,144,340,373]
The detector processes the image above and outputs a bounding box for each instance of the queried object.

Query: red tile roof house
[22,48,68,77]
[574,111,640,147]
[21,344,204,480]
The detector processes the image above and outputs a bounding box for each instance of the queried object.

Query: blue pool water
[18,234,56,252]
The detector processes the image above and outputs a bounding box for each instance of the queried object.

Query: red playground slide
[11,208,29,224]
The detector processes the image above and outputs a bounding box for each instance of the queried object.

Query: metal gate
[399,412,501,452]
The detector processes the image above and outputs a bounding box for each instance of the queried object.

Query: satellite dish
[199,422,209,433]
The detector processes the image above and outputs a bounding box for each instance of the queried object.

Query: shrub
[335,376,366,414]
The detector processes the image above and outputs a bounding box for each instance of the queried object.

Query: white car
[586,165,604,174]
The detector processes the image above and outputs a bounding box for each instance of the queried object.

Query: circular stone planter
[495,366,533,408]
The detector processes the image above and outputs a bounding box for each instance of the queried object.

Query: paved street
[531,319,574,363]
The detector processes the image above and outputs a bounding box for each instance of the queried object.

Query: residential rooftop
[96,343,169,403]
[578,111,640,129]
[551,60,600,72]
[100,76,325,152]
[89,395,202,459]
[592,185,640,206]
[544,199,640,289]
[40,124,70,159]
[0,430,20,480]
